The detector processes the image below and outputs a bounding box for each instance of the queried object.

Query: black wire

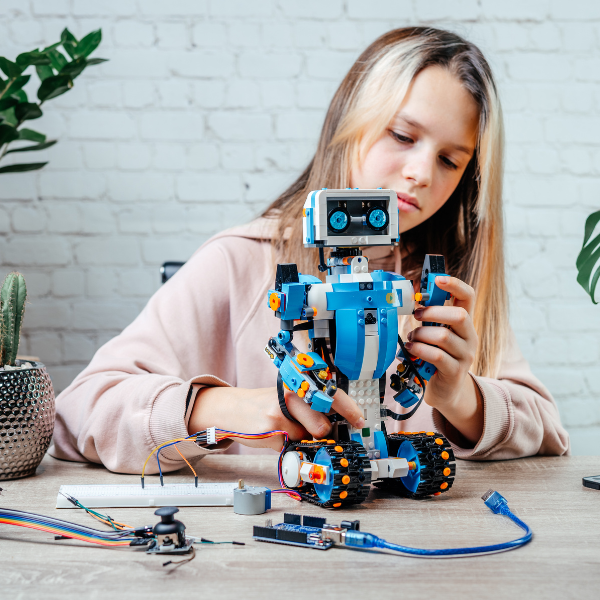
[386,336,427,422]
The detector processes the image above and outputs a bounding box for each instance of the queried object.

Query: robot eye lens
[366,207,388,231]
[328,208,350,232]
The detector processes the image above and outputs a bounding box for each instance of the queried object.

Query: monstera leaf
[576,210,600,304]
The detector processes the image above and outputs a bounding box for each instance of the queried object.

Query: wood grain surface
[1,454,599,599]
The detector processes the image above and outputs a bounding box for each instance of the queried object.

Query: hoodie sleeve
[432,329,570,459]
[49,239,242,474]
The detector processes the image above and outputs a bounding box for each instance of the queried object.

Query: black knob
[154,506,179,523]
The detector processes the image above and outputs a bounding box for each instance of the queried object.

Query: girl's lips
[397,192,419,213]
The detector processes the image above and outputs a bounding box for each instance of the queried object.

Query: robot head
[302,188,399,248]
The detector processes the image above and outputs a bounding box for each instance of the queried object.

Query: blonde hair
[262,27,508,378]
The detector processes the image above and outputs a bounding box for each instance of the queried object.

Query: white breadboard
[56,483,238,508]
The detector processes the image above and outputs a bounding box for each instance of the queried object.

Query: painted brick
[244,172,294,202]
[192,81,226,108]
[414,0,480,21]
[83,142,117,170]
[187,143,220,170]
[72,0,135,17]
[306,51,356,80]
[5,237,71,267]
[209,113,271,141]
[275,111,324,141]
[140,238,201,264]
[39,171,106,200]
[70,110,136,140]
[221,144,255,171]
[140,111,204,141]
[261,21,293,48]
[192,21,227,47]
[157,22,189,49]
[167,50,235,78]
[209,0,275,18]
[346,0,413,20]
[225,80,260,109]
[260,81,294,108]
[118,268,158,297]
[117,207,152,234]
[86,267,118,298]
[506,54,571,82]
[228,22,261,47]
[176,173,242,201]
[481,0,549,21]
[139,0,206,17]
[123,81,155,108]
[157,81,192,108]
[74,238,140,266]
[0,208,10,233]
[24,300,71,329]
[72,301,140,330]
[113,20,155,47]
[52,269,85,297]
[12,206,46,233]
[152,204,188,233]
[293,21,328,49]
[153,144,187,171]
[0,173,37,201]
[63,333,97,362]
[18,270,51,298]
[27,332,63,364]
[117,143,152,170]
[239,52,302,79]
[32,0,70,16]
[550,0,600,19]
[108,172,175,202]
[81,204,116,234]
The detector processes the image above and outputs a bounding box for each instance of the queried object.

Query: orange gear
[269,292,280,311]
[296,353,314,367]
[300,381,310,391]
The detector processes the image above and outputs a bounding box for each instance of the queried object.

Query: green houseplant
[0,30,106,478]
[576,210,600,303]
[0,28,106,173]
[0,272,55,480]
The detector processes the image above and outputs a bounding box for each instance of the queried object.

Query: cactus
[0,272,27,367]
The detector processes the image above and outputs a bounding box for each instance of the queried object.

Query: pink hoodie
[50,219,569,474]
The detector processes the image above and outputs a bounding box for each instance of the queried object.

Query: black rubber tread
[282,440,371,508]
[374,432,456,499]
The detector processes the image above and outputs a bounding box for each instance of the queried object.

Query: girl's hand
[404,276,484,444]
[188,385,366,451]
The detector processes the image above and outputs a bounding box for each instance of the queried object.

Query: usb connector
[482,489,509,514]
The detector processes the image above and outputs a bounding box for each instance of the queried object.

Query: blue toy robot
[265,188,456,508]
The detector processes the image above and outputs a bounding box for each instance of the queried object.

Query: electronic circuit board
[253,513,362,551]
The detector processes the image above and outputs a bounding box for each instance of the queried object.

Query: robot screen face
[326,197,390,237]
[303,189,399,247]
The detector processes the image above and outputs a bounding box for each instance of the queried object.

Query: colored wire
[174,445,197,479]
[59,492,132,531]
[342,490,532,558]
[141,428,299,500]
[0,508,135,547]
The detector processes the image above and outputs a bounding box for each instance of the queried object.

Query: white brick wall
[1,1,599,454]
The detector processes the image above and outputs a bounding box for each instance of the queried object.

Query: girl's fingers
[414,305,473,338]
[434,276,475,313]
[404,340,461,377]
[408,325,470,362]
[286,394,334,440]
[331,388,366,430]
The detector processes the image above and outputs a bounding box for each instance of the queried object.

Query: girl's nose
[402,149,434,187]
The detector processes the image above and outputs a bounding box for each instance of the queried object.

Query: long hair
[261,27,508,378]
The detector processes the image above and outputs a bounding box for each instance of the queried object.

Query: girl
[50,27,569,473]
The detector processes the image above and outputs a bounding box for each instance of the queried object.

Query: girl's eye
[440,155,458,170]
[390,131,413,144]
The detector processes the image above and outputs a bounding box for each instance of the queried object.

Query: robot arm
[390,254,451,415]
[264,264,338,420]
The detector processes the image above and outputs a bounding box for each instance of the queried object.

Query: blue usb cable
[343,490,532,558]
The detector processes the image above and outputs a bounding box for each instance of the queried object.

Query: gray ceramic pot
[0,361,55,480]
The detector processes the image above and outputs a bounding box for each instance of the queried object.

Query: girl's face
[350,66,479,234]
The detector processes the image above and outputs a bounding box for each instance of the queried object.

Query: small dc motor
[233,479,271,515]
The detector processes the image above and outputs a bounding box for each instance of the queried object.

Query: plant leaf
[0,162,48,174]
[46,49,68,72]
[13,89,28,102]
[0,124,19,145]
[0,107,17,126]
[0,272,27,366]
[6,140,56,153]
[0,57,23,78]
[74,29,102,58]
[42,41,62,53]
[61,28,78,59]
[0,97,18,111]
[16,50,52,68]
[37,74,72,102]
[36,64,54,81]
[576,216,600,303]
[3,75,31,97]
[86,58,109,66]
[60,56,87,80]
[18,128,46,142]
[14,102,43,121]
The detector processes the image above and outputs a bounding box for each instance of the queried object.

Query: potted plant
[0,272,56,480]
[0,30,106,478]
[0,28,106,172]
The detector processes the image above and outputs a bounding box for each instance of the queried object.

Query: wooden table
[1,454,599,599]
